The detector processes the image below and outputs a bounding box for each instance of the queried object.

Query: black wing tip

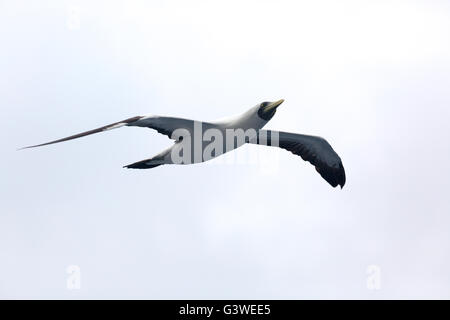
[124,164,143,169]
[17,145,39,151]
[317,162,346,189]
[339,166,346,189]
[124,161,162,169]
[124,163,146,169]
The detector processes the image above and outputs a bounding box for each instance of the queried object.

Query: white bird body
[22,100,346,188]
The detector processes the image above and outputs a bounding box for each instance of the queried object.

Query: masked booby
[21,100,346,188]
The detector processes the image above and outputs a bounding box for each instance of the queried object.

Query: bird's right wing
[250,130,346,188]
[20,115,198,149]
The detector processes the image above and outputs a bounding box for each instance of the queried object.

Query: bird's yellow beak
[264,99,284,112]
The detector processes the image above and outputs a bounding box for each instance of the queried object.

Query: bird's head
[257,99,284,121]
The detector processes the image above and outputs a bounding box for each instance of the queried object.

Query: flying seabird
[21,100,346,188]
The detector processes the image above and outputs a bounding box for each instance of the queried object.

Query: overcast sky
[1,0,450,299]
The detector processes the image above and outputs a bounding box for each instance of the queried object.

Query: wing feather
[20,115,198,149]
[252,130,346,188]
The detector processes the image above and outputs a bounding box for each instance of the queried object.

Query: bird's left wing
[249,130,346,188]
[20,115,198,149]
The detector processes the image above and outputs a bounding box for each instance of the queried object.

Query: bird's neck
[212,107,269,131]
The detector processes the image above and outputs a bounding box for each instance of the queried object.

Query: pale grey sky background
[1,0,450,299]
